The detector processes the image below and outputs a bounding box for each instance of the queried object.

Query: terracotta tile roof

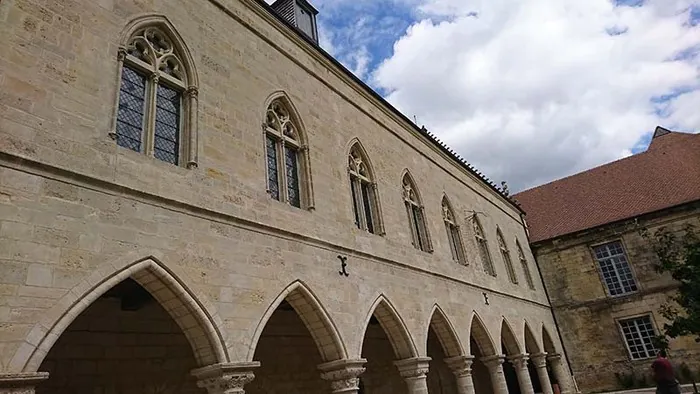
[513,128,700,243]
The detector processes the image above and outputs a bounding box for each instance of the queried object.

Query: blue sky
[269,0,700,191]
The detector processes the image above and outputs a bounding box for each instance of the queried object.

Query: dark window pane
[116,66,146,152]
[412,205,425,251]
[350,178,361,228]
[154,83,181,165]
[361,182,374,234]
[285,146,300,208]
[266,136,280,201]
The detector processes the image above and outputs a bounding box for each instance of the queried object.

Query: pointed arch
[402,170,433,252]
[347,138,384,234]
[427,305,465,358]
[262,90,314,209]
[112,14,199,168]
[524,321,542,354]
[442,194,467,264]
[469,312,497,356]
[497,228,518,284]
[359,295,418,359]
[500,318,522,355]
[248,280,347,362]
[542,325,558,354]
[16,255,228,372]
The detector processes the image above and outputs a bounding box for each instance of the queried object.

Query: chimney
[271,0,319,43]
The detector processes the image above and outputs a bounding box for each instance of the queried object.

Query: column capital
[507,353,530,370]
[546,353,562,362]
[318,359,367,394]
[530,352,548,368]
[0,373,49,394]
[191,362,260,394]
[394,357,431,379]
[480,354,506,370]
[444,355,474,377]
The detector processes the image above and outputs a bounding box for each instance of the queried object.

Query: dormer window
[271,0,319,43]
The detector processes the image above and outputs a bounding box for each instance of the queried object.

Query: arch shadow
[469,312,498,356]
[501,317,523,355]
[427,304,465,358]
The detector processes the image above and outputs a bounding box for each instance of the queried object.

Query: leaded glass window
[348,143,382,234]
[619,315,657,360]
[264,98,308,209]
[517,241,535,289]
[442,197,466,265]
[593,241,638,296]
[403,174,432,252]
[114,25,196,167]
[473,215,495,276]
[497,230,518,284]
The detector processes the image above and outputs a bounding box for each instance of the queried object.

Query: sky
[266,0,700,192]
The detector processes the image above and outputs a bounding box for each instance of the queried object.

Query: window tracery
[497,229,518,284]
[473,215,496,276]
[403,174,432,252]
[442,197,467,265]
[348,143,383,234]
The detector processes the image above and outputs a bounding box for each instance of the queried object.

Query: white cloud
[371,0,700,191]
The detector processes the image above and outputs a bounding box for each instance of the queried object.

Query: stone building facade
[514,129,700,393]
[0,0,576,393]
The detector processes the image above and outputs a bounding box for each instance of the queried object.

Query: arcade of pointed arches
[10,255,575,394]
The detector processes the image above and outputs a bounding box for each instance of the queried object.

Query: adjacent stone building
[0,0,576,393]
[514,128,700,393]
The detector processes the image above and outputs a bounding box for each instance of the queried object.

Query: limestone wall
[534,204,700,392]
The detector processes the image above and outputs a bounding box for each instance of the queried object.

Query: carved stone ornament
[191,362,260,394]
[480,354,506,370]
[318,359,367,393]
[394,357,431,379]
[508,354,530,370]
[0,372,49,394]
[444,355,474,377]
[530,353,549,369]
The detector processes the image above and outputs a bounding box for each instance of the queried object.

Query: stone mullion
[370,182,385,235]
[144,72,159,157]
[185,85,199,168]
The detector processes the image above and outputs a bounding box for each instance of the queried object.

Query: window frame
[111,17,199,169]
[261,94,314,210]
[616,314,658,361]
[497,229,518,284]
[591,239,639,297]
[472,214,496,276]
[442,197,467,265]
[402,173,432,252]
[348,142,384,235]
[516,240,536,290]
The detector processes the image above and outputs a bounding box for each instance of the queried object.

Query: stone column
[444,355,475,394]
[394,357,431,394]
[481,355,508,394]
[508,354,535,394]
[0,372,48,394]
[531,353,554,394]
[547,353,574,394]
[318,359,367,394]
[191,362,260,394]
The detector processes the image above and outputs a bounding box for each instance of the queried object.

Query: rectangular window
[266,136,279,201]
[153,83,181,165]
[116,66,146,153]
[593,241,638,296]
[619,315,657,360]
[361,182,374,234]
[285,146,300,208]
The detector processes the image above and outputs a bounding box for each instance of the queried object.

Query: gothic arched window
[112,17,198,168]
[442,196,467,265]
[264,96,313,209]
[473,215,495,276]
[402,173,432,252]
[497,229,518,284]
[348,142,383,234]
[517,240,536,289]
